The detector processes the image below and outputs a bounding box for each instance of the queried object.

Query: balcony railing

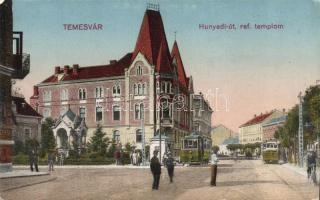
[12,53,30,79]
[12,31,30,79]
[161,118,172,126]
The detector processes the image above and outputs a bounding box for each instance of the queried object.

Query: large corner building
[30,7,197,156]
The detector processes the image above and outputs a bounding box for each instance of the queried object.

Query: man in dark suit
[150,150,161,190]
[29,149,39,172]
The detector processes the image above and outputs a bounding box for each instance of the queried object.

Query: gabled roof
[171,41,188,88]
[41,53,132,84]
[62,108,76,121]
[239,112,273,128]
[132,9,172,73]
[222,137,239,145]
[263,115,287,127]
[12,96,42,117]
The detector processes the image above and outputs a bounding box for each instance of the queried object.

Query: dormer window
[136,65,143,75]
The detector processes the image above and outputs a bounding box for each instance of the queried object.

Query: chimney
[254,114,257,117]
[55,66,60,74]
[72,64,79,75]
[33,86,39,96]
[63,65,70,75]
[110,60,117,64]
[282,108,286,113]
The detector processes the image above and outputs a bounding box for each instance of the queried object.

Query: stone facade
[192,93,212,139]
[30,8,196,157]
[239,110,286,144]
[12,97,42,144]
[211,124,236,146]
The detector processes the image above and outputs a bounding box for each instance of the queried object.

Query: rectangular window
[25,128,31,139]
[79,107,86,119]
[96,106,102,122]
[43,108,51,118]
[136,130,142,143]
[113,106,120,121]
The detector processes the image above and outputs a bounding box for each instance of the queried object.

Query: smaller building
[52,109,87,156]
[192,93,213,140]
[239,110,285,144]
[262,115,287,142]
[12,97,42,144]
[219,136,239,156]
[211,124,236,147]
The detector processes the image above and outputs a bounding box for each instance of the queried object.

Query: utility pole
[141,103,146,165]
[298,92,304,167]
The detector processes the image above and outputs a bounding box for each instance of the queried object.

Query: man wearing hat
[150,150,161,190]
[165,152,175,183]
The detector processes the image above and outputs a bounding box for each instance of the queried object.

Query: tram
[180,132,212,164]
[261,141,280,164]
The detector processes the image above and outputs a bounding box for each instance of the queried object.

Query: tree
[40,118,56,157]
[88,124,109,156]
[212,145,220,153]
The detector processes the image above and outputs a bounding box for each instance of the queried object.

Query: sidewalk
[281,163,308,177]
[0,170,49,179]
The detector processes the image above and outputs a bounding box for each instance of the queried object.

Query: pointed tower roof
[132,9,172,73]
[171,41,188,88]
[156,39,173,73]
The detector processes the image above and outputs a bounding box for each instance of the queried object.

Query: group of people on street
[150,148,219,190]
[130,150,142,166]
[28,148,65,173]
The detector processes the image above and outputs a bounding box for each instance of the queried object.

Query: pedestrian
[137,151,142,166]
[210,148,219,186]
[48,150,55,172]
[132,151,137,166]
[130,151,133,165]
[29,149,39,172]
[59,153,64,166]
[150,150,161,190]
[166,152,175,183]
[114,150,121,165]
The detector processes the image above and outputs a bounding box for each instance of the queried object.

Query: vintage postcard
[0,0,320,199]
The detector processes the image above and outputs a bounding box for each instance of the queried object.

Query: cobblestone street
[1,160,318,200]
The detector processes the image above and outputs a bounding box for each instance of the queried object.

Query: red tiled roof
[12,96,42,117]
[41,53,132,83]
[171,41,188,88]
[239,112,273,128]
[132,9,172,73]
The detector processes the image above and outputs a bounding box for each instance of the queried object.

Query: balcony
[12,31,30,79]
[161,118,172,127]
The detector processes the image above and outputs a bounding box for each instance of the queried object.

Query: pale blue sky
[13,0,320,131]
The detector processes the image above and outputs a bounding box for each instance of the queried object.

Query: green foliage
[88,124,109,156]
[40,118,56,157]
[13,140,25,155]
[212,145,219,153]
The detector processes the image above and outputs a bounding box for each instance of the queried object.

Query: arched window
[60,89,68,101]
[43,91,51,102]
[113,85,121,96]
[134,84,137,95]
[142,83,146,95]
[135,104,140,119]
[136,65,143,75]
[113,130,120,143]
[140,103,144,119]
[95,87,103,98]
[136,129,142,143]
[79,88,86,100]
[138,84,142,95]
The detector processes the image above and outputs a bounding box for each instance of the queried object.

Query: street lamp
[141,102,146,166]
